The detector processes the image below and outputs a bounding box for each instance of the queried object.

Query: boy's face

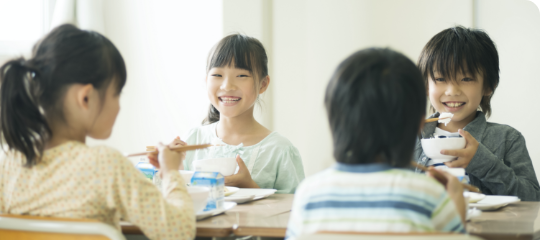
[428,70,486,129]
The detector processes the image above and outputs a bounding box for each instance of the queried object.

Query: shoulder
[183,123,217,144]
[86,145,131,167]
[484,122,525,145]
[261,132,297,150]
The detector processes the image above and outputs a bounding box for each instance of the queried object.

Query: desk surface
[122,195,540,239]
[121,194,294,237]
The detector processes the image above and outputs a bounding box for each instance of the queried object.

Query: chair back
[0,214,125,240]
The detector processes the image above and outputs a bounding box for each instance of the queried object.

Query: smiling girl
[152,34,305,194]
[413,26,540,200]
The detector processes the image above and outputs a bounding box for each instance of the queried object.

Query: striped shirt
[285,163,464,239]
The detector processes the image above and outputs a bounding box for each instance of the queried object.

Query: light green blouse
[183,122,305,194]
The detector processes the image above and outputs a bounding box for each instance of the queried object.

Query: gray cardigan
[414,111,540,201]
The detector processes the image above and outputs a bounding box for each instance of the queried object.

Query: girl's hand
[153,142,183,177]
[224,155,260,188]
[148,136,186,170]
[426,167,466,224]
[441,129,479,168]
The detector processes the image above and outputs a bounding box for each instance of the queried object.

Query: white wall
[475,0,540,180]
[86,1,223,155]
[272,0,473,176]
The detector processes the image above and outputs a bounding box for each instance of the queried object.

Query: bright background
[0,0,539,179]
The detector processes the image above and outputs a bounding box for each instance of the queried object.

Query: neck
[45,121,86,150]
[437,111,477,132]
[217,107,260,138]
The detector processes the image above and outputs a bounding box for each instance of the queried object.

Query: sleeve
[431,191,465,233]
[465,132,540,201]
[98,148,195,240]
[285,181,308,240]
[274,146,305,194]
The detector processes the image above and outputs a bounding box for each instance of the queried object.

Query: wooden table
[121,194,294,238]
[467,202,540,240]
[122,196,540,240]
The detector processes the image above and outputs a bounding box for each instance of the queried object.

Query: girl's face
[428,70,487,126]
[207,65,263,119]
[88,82,121,139]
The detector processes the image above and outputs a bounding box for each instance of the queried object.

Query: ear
[258,75,271,94]
[76,84,95,110]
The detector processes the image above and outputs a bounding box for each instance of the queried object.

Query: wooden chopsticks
[425,118,439,123]
[411,161,481,193]
[126,144,220,157]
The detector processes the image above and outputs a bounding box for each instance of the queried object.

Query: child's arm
[443,130,540,200]
[99,146,195,240]
[274,146,305,194]
[224,155,260,188]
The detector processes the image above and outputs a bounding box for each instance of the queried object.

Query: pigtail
[0,58,51,167]
[202,104,220,125]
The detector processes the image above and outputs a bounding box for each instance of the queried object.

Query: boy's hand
[426,167,466,224]
[224,155,260,188]
[440,129,479,168]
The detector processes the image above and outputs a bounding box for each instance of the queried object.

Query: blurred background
[0,0,539,179]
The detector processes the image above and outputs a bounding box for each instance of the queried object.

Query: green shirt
[183,122,305,194]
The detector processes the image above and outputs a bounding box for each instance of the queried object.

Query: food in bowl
[187,186,210,213]
[192,157,237,176]
[421,137,466,164]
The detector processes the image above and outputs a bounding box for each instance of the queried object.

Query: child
[151,34,305,194]
[0,25,195,240]
[414,26,540,201]
[285,48,466,239]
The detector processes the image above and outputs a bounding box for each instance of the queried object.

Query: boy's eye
[211,74,222,77]
[434,78,445,82]
[462,77,473,82]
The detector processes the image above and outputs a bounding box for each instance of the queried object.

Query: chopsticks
[425,118,439,123]
[126,144,220,157]
[411,161,481,193]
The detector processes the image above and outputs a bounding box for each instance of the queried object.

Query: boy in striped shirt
[285,48,466,239]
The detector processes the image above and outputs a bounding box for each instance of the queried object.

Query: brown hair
[202,34,268,125]
[418,26,499,118]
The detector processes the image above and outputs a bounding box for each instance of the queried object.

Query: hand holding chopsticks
[411,161,481,193]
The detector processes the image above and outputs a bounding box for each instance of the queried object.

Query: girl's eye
[238,75,249,77]
[211,74,222,77]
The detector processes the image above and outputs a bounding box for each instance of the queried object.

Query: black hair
[325,48,426,167]
[418,25,499,117]
[202,34,268,125]
[0,24,127,167]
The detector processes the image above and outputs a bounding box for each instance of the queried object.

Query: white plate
[224,188,277,203]
[196,201,237,221]
[464,192,486,203]
[469,195,520,210]
[224,187,239,196]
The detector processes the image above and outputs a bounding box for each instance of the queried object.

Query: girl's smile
[218,96,242,106]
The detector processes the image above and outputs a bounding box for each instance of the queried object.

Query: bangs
[419,27,492,82]
[102,35,127,94]
[207,34,267,80]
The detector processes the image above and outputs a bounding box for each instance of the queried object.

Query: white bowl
[187,186,210,213]
[192,157,237,176]
[179,170,195,185]
[421,137,466,164]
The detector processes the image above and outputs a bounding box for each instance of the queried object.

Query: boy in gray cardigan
[414,26,540,201]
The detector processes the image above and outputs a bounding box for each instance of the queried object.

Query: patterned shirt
[0,141,195,240]
[286,163,464,240]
